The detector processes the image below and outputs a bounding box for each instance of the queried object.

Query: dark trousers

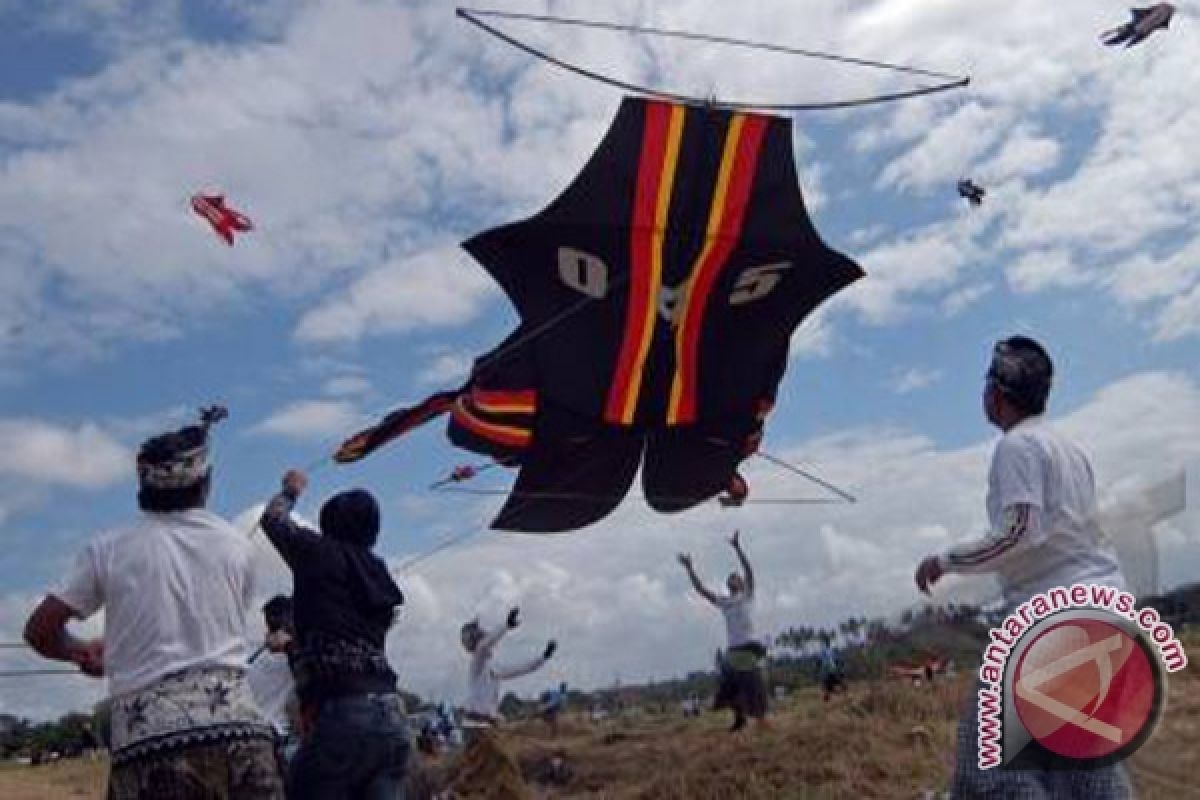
[288,693,410,800]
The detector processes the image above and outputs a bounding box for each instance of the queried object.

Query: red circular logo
[1013,618,1158,761]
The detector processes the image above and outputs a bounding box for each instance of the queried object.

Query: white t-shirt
[714,591,757,648]
[463,626,547,722]
[56,509,256,698]
[946,416,1125,608]
[246,651,296,735]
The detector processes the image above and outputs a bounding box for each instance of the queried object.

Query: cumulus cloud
[417,351,473,387]
[249,400,361,441]
[322,375,372,397]
[889,367,944,394]
[294,246,497,343]
[0,419,129,489]
[1006,249,1090,294]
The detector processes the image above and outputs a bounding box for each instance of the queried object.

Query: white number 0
[558,247,609,298]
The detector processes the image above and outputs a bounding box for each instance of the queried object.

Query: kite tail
[1100,26,1131,46]
[333,389,460,463]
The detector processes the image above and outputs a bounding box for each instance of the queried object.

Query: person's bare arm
[677,554,718,605]
[23,596,104,677]
[730,531,754,595]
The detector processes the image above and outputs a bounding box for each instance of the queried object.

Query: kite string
[753,450,857,503]
[397,437,628,572]
[457,7,969,112]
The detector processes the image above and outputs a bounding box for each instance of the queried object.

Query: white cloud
[842,217,986,325]
[250,400,361,441]
[294,246,497,343]
[941,282,993,317]
[417,351,472,387]
[877,103,1011,193]
[978,126,1061,184]
[889,367,943,394]
[0,419,129,489]
[1006,249,1090,294]
[790,310,835,360]
[322,375,372,397]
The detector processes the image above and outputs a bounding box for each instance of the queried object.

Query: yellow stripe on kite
[618,103,686,424]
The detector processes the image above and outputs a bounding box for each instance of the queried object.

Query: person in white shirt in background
[914,336,1131,799]
[449,606,557,799]
[678,531,770,732]
[23,407,282,800]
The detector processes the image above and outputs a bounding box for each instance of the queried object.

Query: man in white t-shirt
[678,531,769,732]
[447,607,556,796]
[914,336,1131,799]
[23,408,281,800]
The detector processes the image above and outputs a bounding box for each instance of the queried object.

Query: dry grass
[0,757,105,800]
[5,641,1196,800]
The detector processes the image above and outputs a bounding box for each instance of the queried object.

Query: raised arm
[494,640,557,681]
[477,607,522,655]
[677,553,719,605]
[259,469,321,568]
[731,531,754,595]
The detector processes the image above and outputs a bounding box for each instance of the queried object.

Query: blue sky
[2,1,1199,719]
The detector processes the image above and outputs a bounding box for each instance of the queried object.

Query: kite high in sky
[957,179,986,207]
[337,96,863,532]
[191,193,254,246]
[1101,4,1175,48]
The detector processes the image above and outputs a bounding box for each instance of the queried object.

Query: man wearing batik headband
[913,337,1130,798]
[23,407,283,799]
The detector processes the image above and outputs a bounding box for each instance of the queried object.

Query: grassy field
[5,647,1196,799]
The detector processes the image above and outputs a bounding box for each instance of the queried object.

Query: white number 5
[729,262,792,306]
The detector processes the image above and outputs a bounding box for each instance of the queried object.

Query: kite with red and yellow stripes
[335,96,862,532]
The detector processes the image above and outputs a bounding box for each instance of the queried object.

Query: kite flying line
[456,7,970,111]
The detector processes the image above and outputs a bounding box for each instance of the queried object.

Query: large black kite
[337,97,863,532]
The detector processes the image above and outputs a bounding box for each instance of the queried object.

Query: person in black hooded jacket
[260,469,408,800]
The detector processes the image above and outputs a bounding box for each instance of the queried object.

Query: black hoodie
[260,490,404,704]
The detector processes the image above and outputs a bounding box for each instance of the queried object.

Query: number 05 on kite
[336,97,864,532]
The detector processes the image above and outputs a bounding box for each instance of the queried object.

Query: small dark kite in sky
[1101,4,1175,48]
[957,179,986,207]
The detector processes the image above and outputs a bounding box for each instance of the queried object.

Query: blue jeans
[289,693,410,800]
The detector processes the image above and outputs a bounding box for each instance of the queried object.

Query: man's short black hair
[136,472,211,513]
[988,335,1054,416]
[262,595,294,633]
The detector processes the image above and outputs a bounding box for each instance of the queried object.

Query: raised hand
[282,469,308,498]
[507,607,521,629]
[543,640,558,660]
[677,553,693,569]
[914,555,944,595]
